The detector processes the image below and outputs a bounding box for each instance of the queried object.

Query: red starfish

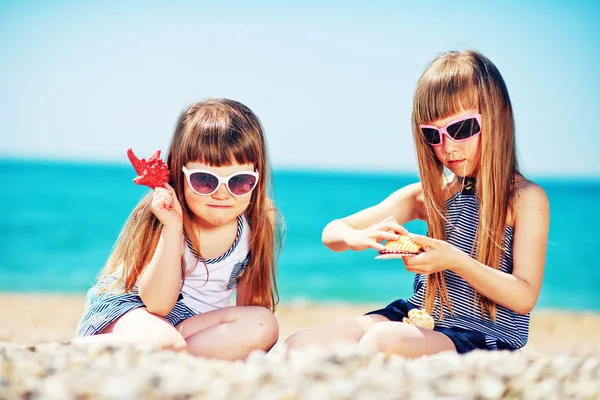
[127,148,170,189]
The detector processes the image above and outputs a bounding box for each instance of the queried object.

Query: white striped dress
[76,215,250,337]
[407,180,528,350]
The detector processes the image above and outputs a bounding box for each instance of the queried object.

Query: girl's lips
[208,205,232,209]
[448,159,465,164]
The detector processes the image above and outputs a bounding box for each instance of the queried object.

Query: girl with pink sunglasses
[286,50,550,357]
[74,99,284,360]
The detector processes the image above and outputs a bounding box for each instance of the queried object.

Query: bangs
[182,126,260,168]
[413,58,480,124]
[169,99,265,172]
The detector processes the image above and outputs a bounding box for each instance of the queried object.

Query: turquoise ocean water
[1,159,599,311]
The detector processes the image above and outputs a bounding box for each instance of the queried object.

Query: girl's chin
[194,211,238,227]
[446,163,476,177]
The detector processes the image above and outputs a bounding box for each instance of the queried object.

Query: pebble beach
[1,294,599,399]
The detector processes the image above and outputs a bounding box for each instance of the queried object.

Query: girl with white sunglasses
[75,99,283,360]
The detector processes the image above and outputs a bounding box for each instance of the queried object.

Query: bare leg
[359,321,456,358]
[284,314,389,349]
[71,308,187,352]
[175,306,279,360]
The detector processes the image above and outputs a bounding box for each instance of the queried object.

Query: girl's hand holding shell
[150,183,183,228]
[345,216,407,251]
[401,235,468,274]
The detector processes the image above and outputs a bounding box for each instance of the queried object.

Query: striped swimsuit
[369,178,527,352]
[76,215,250,337]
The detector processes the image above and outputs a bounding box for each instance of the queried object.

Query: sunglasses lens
[189,172,219,194]
[421,128,441,145]
[228,174,257,196]
[447,118,480,140]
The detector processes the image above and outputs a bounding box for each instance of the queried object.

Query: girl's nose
[211,183,230,199]
[442,134,459,152]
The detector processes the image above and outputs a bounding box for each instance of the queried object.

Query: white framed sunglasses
[182,166,259,196]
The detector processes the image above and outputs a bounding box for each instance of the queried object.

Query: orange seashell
[405,308,435,330]
[377,234,425,258]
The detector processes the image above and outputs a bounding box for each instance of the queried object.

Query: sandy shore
[1,294,599,399]
[1,293,599,355]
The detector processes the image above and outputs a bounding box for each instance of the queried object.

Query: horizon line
[1,154,599,181]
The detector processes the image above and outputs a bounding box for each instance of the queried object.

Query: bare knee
[143,331,187,352]
[99,310,188,352]
[359,322,413,356]
[361,322,456,358]
[246,307,279,351]
[283,331,304,350]
[93,328,187,352]
[284,330,317,350]
[159,332,188,352]
[285,316,382,350]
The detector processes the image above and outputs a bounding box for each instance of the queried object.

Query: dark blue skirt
[366,299,516,354]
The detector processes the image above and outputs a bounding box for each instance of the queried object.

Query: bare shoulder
[514,178,550,213]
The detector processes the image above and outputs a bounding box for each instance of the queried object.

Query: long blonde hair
[100,99,283,311]
[412,50,517,320]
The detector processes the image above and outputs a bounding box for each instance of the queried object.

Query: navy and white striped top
[407,179,529,349]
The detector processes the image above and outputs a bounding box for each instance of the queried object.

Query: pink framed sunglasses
[419,113,482,146]
[182,166,259,196]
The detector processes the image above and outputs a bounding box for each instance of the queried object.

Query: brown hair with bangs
[99,98,283,311]
[412,50,517,320]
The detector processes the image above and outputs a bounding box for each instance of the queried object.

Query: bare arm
[138,225,184,316]
[322,182,425,252]
[137,184,185,316]
[445,182,550,314]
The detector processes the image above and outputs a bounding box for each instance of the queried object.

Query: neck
[453,175,476,195]
[456,175,476,183]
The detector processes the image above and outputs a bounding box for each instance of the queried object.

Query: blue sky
[1,1,599,177]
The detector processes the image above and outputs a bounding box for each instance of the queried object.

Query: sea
[1,158,599,311]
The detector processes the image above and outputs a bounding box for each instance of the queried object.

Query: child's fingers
[395,225,409,235]
[152,190,174,210]
[367,239,386,251]
[410,234,440,248]
[375,230,400,242]
[404,251,429,265]
[156,184,180,210]
[156,197,173,210]
[153,187,170,196]
[402,255,428,273]
[165,184,182,209]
